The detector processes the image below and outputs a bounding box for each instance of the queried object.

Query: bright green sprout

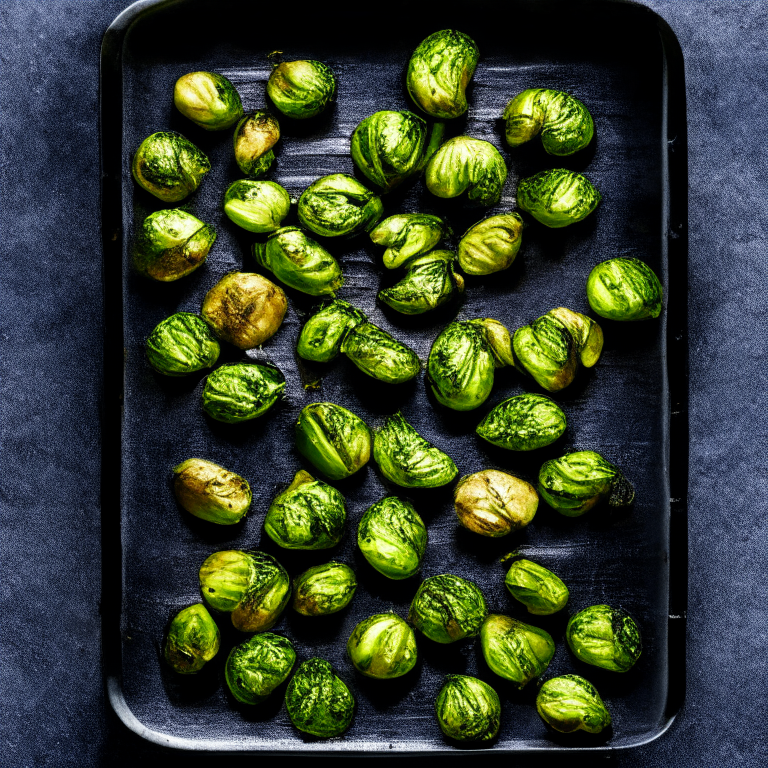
[296,299,367,363]
[292,562,357,616]
[340,323,421,384]
[434,675,500,742]
[173,71,243,130]
[476,393,567,451]
[225,633,296,704]
[504,559,569,615]
[586,257,663,321]
[164,604,220,674]
[223,180,290,233]
[458,213,524,275]
[298,174,383,237]
[201,362,285,423]
[566,605,642,672]
[347,613,418,679]
[370,213,449,270]
[536,675,612,734]
[145,312,220,376]
[517,169,601,227]
[267,60,336,119]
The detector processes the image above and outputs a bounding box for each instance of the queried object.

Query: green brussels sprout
[545,307,604,367]
[233,111,280,177]
[426,137,508,206]
[201,272,287,350]
[370,213,448,270]
[458,213,524,276]
[475,393,567,451]
[566,605,642,672]
[340,323,420,384]
[373,413,457,488]
[538,450,635,516]
[434,675,500,742]
[454,470,538,538]
[517,169,601,228]
[295,402,371,481]
[198,549,291,632]
[586,257,663,321]
[134,209,216,281]
[173,71,243,131]
[296,299,367,363]
[173,458,251,524]
[223,180,290,233]
[264,470,346,550]
[347,613,417,679]
[503,89,594,156]
[298,174,384,238]
[378,250,464,315]
[408,573,487,643]
[504,559,569,615]
[164,604,220,674]
[512,314,578,392]
[292,562,357,616]
[480,614,555,687]
[406,30,479,119]
[285,658,355,737]
[145,312,220,376]
[266,60,336,119]
[132,131,211,202]
[357,497,427,579]
[201,362,285,423]
[225,632,296,705]
[536,675,612,734]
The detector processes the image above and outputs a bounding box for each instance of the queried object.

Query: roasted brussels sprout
[457,213,524,275]
[426,137,508,206]
[407,30,479,119]
[408,573,487,643]
[285,658,355,737]
[173,71,243,131]
[476,393,566,451]
[296,299,367,363]
[292,562,357,616]
[198,549,290,632]
[566,605,642,672]
[536,675,612,734]
[347,613,417,679]
[202,362,285,423]
[223,180,290,233]
[340,323,420,384]
[504,559,569,615]
[264,470,346,550]
[586,257,663,321]
[517,169,601,228]
[145,312,220,376]
[225,632,296,704]
[435,675,500,742]
[267,60,336,119]
[132,132,210,202]
[134,209,216,281]
[233,111,280,177]
[374,413,457,488]
[358,497,427,579]
[173,458,251,524]
[164,604,220,674]
[370,213,448,270]
[503,89,594,156]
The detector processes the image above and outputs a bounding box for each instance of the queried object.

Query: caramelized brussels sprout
[173,71,243,131]
[292,562,357,616]
[298,174,383,237]
[435,675,500,742]
[476,393,566,451]
[458,213,524,275]
[586,257,663,321]
[517,169,601,228]
[164,604,220,674]
[347,613,417,679]
[504,559,569,615]
[370,213,448,269]
[233,111,280,177]
[201,362,285,423]
[340,323,421,384]
[566,605,642,672]
[145,312,220,376]
[223,180,290,233]
[296,299,367,363]
[225,633,296,704]
[267,60,336,120]
[536,675,612,734]
[173,458,251,525]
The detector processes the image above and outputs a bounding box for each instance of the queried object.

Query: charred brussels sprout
[223,180,290,233]
[267,60,336,119]
[233,111,280,177]
[292,562,357,616]
[374,413,457,488]
[173,458,251,524]
[536,675,612,734]
[285,658,354,737]
[517,169,601,228]
[476,394,566,451]
[358,497,427,579]
[435,675,500,742]
[164,604,220,674]
[566,605,642,672]
[225,633,296,705]
[202,362,285,423]
[458,213,524,275]
[173,71,243,131]
[370,213,448,269]
[505,559,569,615]
[340,323,420,384]
[347,613,417,679]
[145,312,220,376]
[296,300,367,363]
[407,30,479,119]
[586,257,663,321]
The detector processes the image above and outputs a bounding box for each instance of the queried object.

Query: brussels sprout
[512,313,578,392]
[233,111,280,177]
[504,559,569,615]
[253,227,343,296]
[173,71,243,131]
[296,299,367,362]
[198,550,291,632]
[517,169,601,228]
[173,458,251,524]
[264,470,346,550]
[145,312,220,376]
[435,675,500,742]
[225,633,296,705]
[457,213,524,275]
[566,605,642,672]
[538,450,635,516]
[374,413,457,488]
[536,675,612,734]
[134,209,216,281]
[586,257,663,321]
[292,562,357,616]
[408,573,487,643]
[426,137,508,206]
[266,60,336,119]
[358,497,427,579]
[347,613,417,679]
[202,362,285,423]
[164,604,220,674]
[132,131,211,202]
[370,213,448,270]
[298,174,384,238]
[201,272,287,350]
[545,307,604,367]
[223,180,290,233]
[406,30,479,119]
[285,658,355,737]
[476,394,566,451]
[503,89,594,156]
[340,323,420,384]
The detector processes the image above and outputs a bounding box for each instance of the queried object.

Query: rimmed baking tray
[100,0,688,753]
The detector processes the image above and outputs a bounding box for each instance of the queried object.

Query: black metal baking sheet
[100,0,688,753]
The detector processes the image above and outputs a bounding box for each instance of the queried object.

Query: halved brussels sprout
[347,613,417,679]
[476,393,566,451]
[233,111,280,177]
[298,174,383,237]
[292,562,357,616]
[536,675,612,734]
[296,299,367,363]
[435,675,500,742]
[267,60,336,119]
[566,605,642,672]
[164,604,220,674]
[201,362,285,423]
[145,312,220,376]
[225,632,296,704]
[223,180,290,233]
[173,458,251,524]
[340,323,420,384]
[370,213,448,270]
[512,313,579,392]
[458,213,524,275]
[586,257,663,321]
[504,559,569,615]
[517,169,601,228]
[173,71,243,131]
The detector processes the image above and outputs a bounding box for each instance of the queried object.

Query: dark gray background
[0,0,765,766]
